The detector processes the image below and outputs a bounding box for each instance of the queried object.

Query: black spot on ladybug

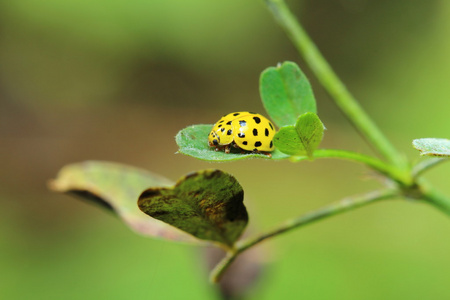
[226,121,232,125]
[253,128,258,136]
[269,122,274,130]
[255,141,262,147]
[227,129,232,135]
[233,113,240,116]
[238,133,245,138]
[270,141,273,148]
[242,141,248,145]
[253,116,261,124]
[218,124,222,128]
[219,120,224,123]
[265,128,269,136]
[221,128,225,132]
[213,139,219,146]
[239,120,246,127]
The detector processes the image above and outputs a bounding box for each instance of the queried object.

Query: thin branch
[412,158,448,179]
[210,188,399,282]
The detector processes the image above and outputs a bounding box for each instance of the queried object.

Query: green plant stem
[291,149,411,186]
[420,181,450,215]
[264,0,407,170]
[210,188,399,283]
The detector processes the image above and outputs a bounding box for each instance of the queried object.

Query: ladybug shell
[208,112,275,152]
[232,113,275,152]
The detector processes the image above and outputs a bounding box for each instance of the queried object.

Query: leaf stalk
[292,149,412,187]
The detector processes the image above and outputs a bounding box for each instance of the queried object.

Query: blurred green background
[1,0,450,299]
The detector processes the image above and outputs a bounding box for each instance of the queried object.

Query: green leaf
[296,112,325,157]
[273,125,306,156]
[138,170,248,248]
[48,161,202,244]
[273,112,324,158]
[260,61,316,127]
[413,138,450,157]
[175,124,290,161]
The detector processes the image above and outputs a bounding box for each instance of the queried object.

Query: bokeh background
[1,0,450,299]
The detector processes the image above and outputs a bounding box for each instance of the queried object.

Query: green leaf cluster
[176,61,324,161]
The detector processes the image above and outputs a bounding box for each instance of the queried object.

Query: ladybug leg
[264,152,272,158]
[224,145,231,153]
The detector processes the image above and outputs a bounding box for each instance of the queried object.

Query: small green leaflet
[413,138,450,157]
[274,112,324,158]
[260,61,317,128]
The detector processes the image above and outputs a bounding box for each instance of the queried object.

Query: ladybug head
[208,131,220,147]
[209,138,219,147]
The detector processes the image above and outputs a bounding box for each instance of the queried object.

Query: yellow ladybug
[208,112,275,155]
